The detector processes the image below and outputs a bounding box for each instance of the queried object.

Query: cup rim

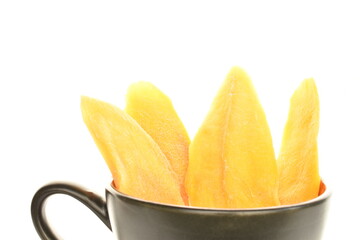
[107,181,331,212]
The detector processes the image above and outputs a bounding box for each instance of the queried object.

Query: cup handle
[31,182,112,240]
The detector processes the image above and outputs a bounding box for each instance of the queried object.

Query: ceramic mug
[31,181,330,240]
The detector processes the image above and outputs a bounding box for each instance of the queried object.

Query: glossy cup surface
[106,183,330,240]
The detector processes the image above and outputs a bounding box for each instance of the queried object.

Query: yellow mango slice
[125,82,190,204]
[185,66,280,208]
[277,78,320,205]
[81,96,184,205]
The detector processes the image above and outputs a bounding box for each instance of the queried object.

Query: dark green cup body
[31,182,330,240]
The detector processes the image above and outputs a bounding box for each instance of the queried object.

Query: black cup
[31,182,330,240]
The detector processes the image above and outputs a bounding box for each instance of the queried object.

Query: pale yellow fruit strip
[223,67,279,208]
[81,96,184,205]
[278,78,320,205]
[186,67,279,208]
[125,82,190,204]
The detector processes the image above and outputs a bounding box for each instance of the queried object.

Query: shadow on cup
[31,181,330,240]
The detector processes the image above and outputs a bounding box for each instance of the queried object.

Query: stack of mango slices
[81,66,322,208]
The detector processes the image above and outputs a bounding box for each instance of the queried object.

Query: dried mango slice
[81,96,184,205]
[185,67,279,208]
[278,78,320,205]
[125,82,190,204]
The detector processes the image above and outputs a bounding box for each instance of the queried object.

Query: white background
[1,1,359,239]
